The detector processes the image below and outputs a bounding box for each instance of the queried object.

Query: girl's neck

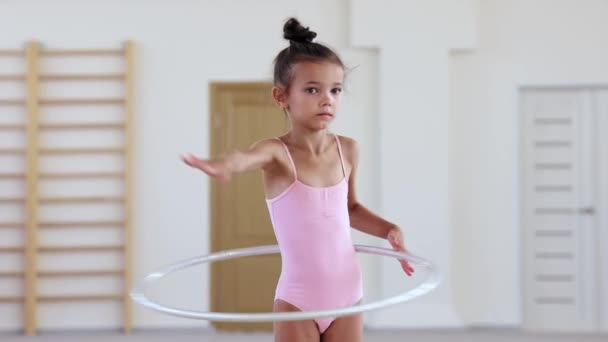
[286,127,331,155]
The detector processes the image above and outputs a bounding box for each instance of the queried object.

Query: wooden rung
[38,294,122,302]
[0,197,25,204]
[40,122,125,130]
[41,49,123,57]
[40,147,124,154]
[38,270,123,277]
[40,73,125,81]
[0,74,25,81]
[0,296,24,303]
[0,99,25,106]
[0,50,23,56]
[0,271,24,277]
[0,246,24,253]
[39,195,124,203]
[39,220,124,228]
[0,123,26,130]
[0,148,25,154]
[0,222,25,228]
[38,245,124,253]
[39,98,125,105]
[40,171,124,179]
[0,172,25,178]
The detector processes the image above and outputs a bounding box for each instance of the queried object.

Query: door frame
[595,87,608,332]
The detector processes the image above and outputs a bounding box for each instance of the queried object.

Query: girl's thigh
[321,313,363,342]
[273,299,320,342]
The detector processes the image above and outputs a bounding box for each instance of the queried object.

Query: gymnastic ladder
[0,41,135,335]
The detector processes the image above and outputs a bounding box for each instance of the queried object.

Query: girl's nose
[320,92,333,107]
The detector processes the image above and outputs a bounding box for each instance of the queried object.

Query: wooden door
[209,82,286,331]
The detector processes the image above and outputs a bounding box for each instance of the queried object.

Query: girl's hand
[387,226,415,277]
[181,154,229,181]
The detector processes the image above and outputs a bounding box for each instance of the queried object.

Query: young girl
[183,18,414,342]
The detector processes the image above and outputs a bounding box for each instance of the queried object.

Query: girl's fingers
[402,261,414,276]
[390,242,410,273]
[181,154,197,166]
[181,154,209,170]
[389,238,402,249]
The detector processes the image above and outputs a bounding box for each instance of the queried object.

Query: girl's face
[274,61,344,131]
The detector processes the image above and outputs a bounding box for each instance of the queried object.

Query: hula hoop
[131,244,441,322]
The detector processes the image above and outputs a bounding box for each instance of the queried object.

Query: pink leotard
[266,135,363,334]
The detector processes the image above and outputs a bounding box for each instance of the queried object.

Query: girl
[183,18,414,342]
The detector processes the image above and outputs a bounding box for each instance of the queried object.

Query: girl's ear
[271,86,288,109]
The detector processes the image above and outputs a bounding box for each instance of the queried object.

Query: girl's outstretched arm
[182,139,279,181]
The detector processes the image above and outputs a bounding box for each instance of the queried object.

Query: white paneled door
[521,87,606,332]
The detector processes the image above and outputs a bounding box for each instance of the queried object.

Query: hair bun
[283,18,317,44]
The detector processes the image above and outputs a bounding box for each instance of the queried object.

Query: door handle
[578,207,595,215]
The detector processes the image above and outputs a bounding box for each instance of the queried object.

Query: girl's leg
[273,299,320,342]
[320,313,363,342]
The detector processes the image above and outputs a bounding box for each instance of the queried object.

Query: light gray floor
[1,329,607,342]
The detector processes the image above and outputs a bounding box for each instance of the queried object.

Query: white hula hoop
[131,244,441,322]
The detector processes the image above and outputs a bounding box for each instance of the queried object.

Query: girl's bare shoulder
[334,134,359,159]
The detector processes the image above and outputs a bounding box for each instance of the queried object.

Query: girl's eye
[331,88,343,94]
[306,87,318,94]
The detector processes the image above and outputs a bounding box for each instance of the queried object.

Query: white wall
[451,0,608,327]
[0,0,382,331]
[1,0,607,333]
[350,0,478,328]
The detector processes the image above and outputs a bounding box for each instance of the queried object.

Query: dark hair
[273,18,344,90]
